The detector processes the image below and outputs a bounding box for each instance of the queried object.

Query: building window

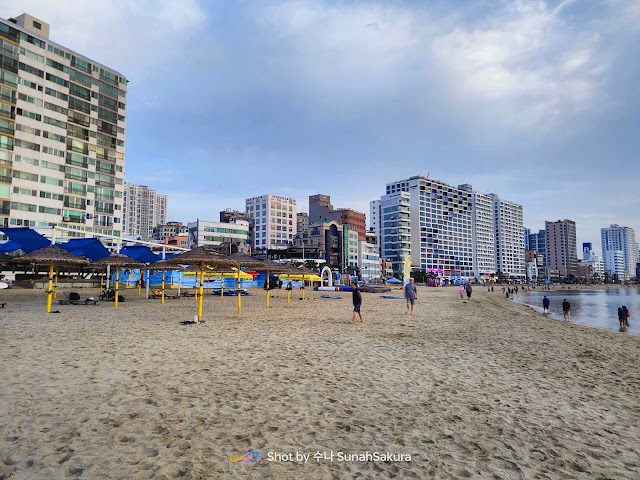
[33,21,42,30]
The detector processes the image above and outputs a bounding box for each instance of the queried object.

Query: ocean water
[513,288,640,337]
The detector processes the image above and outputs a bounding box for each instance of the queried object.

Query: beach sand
[1,286,639,479]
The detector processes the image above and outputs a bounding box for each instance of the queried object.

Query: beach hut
[92,254,144,308]
[15,245,89,313]
[166,247,238,323]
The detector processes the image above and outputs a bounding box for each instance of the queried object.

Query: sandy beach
[1,286,639,479]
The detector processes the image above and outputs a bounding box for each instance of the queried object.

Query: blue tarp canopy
[0,240,22,253]
[387,277,403,284]
[120,246,161,264]
[0,227,51,253]
[57,238,110,261]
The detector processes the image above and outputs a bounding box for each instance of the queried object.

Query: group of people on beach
[351,277,421,323]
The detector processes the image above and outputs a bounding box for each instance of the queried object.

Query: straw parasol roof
[148,259,185,271]
[91,253,144,268]
[228,252,267,268]
[166,246,238,268]
[253,259,296,274]
[15,245,89,265]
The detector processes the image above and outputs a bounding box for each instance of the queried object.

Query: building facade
[246,194,297,251]
[545,219,578,278]
[601,225,638,279]
[379,191,411,276]
[296,212,308,235]
[308,194,366,240]
[123,182,167,241]
[358,239,381,283]
[472,191,496,280]
[603,250,625,280]
[526,229,546,269]
[154,221,187,242]
[369,199,381,251]
[0,14,127,238]
[492,194,525,280]
[187,218,250,249]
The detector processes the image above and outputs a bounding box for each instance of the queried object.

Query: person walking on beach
[562,299,571,321]
[465,283,472,299]
[405,278,418,315]
[543,296,550,313]
[459,284,465,300]
[351,283,364,323]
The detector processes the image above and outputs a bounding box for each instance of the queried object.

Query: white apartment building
[384,176,474,278]
[472,191,496,280]
[358,240,380,282]
[603,250,625,279]
[187,218,250,248]
[379,191,411,276]
[0,14,127,238]
[123,182,167,241]
[246,194,297,250]
[601,224,638,278]
[492,194,525,280]
[346,227,359,269]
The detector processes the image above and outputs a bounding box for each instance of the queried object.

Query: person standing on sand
[465,283,472,299]
[459,284,465,300]
[562,299,571,321]
[351,283,364,323]
[405,278,418,315]
[543,296,550,313]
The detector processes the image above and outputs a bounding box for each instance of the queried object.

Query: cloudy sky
[4,0,639,252]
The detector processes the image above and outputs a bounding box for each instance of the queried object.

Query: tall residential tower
[0,14,127,238]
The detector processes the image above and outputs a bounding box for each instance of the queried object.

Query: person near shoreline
[405,278,418,315]
[543,296,550,313]
[351,283,364,323]
[459,284,464,300]
[465,283,472,299]
[562,299,571,321]
[620,305,630,327]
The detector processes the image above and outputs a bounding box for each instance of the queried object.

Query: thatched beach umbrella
[92,254,144,308]
[148,259,184,304]
[252,260,295,308]
[16,245,88,313]
[290,264,317,300]
[167,246,238,322]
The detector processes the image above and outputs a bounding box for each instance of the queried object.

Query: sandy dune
[1,286,639,479]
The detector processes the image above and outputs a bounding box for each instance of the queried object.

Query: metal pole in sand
[46,259,53,313]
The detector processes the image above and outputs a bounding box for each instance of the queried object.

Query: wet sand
[1,286,639,479]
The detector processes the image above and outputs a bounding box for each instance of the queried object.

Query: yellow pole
[221,271,224,299]
[197,261,204,322]
[287,274,290,304]
[54,266,59,299]
[161,270,165,305]
[195,272,198,301]
[46,260,53,313]
[302,274,306,300]
[266,270,270,308]
[138,269,142,295]
[115,265,119,308]
[237,268,241,314]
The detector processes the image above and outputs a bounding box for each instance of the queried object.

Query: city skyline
[5,0,638,253]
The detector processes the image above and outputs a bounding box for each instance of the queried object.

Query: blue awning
[0,227,51,253]
[120,246,161,264]
[0,240,21,253]
[58,238,110,261]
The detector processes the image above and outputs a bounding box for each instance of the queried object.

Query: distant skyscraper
[526,229,547,267]
[524,228,531,250]
[369,199,381,252]
[545,220,578,277]
[583,242,593,260]
[123,182,167,241]
[473,191,496,280]
[601,225,637,278]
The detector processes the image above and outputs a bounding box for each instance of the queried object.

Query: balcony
[64,201,86,209]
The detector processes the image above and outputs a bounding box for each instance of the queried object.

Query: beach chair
[78,298,98,305]
[59,291,72,305]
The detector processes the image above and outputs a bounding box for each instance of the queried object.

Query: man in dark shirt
[543,296,550,313]
[562,299,570,321]
[352,283,364,323]
[404,277,418,315]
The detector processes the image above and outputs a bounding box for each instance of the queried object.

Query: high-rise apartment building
[492,194,525,280]
[369,199,381,247]
[123,182,167,241]
[296,212,308,234]
[0,14,127,238]
[545,220,578,277]
[472,191,496,280]
[246,194,297,250]
[601,225,637,278]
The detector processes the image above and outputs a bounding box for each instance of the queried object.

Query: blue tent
[387,277,403,284]
[57,238,110,261]
[120,246,161,264]
[0,227,50,253]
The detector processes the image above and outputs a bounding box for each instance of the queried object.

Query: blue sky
[5,0,640,253]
